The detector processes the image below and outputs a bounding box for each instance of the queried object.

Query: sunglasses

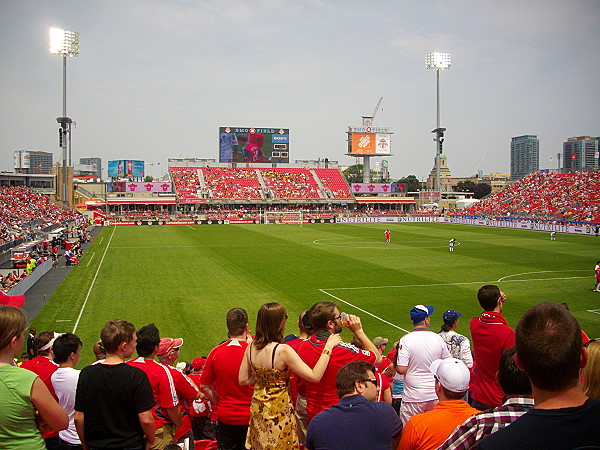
[584,338,598,348]
[361,378,378,387]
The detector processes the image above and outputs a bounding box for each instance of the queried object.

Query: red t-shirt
[298,334,376,420]
[199,339,253,426]
[21,356,59,438]
[162,365,198,440]
[127,357,178,429]
[470,312,515,407]
[21,356,58,396]
[188,371,211,418]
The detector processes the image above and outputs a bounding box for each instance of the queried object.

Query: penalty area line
[72,226,116,334]
[319,289,411,334]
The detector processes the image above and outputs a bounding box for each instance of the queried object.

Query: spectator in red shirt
[470,285,515,410]
[200,308,254,450]
[297,301,381,421]
[21,331,61,449]
[156,337,200,450]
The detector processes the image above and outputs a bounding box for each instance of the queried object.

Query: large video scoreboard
[346,126,392,156]
[219,127,290,163]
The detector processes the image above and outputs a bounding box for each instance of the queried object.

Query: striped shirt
[439,396,534,450]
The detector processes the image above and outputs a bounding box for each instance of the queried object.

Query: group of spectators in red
[0,186,84,246]
[0,270,28,291]
[169,166,354,203]
[468,171,600,222]
[170,168,203,202]
[201,167,263,201]
[3,287,599,449]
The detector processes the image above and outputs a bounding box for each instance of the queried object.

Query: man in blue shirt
[306,361,402,450]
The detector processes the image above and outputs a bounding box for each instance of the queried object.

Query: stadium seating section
[0,186,83,246]
[469,171,600,222]
[169,166,354,202]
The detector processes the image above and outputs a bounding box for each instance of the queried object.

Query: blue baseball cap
[443,310,462,324]
[410,305,434,324]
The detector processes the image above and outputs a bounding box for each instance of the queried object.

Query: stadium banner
[125,182,173,193]
[219,127,290,164]
[351,183,395,193]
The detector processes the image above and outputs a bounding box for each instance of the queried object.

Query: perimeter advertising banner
[351,183,405,193]
[108,160,145,178]
[219,127,290,163]
[125,182,172,193]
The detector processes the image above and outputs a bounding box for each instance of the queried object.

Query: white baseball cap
[429,358,470,393]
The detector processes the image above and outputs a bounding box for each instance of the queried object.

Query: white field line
[86,252,95,267]
[321,273,589,292]
[321,270,592,331]
[72,226,116,334]
[319,289,411,334]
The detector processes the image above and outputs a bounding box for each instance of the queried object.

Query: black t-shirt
[75,362,155,448]
[479,397,600,450]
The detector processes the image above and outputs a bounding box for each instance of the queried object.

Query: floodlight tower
[50,27,80,207]
[426,52,451,195]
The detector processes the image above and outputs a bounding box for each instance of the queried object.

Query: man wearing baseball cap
[399,358,479,450]
[157,336,201,449]
[396,305,451,426]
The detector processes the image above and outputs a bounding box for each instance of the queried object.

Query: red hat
[192,357,207,370]
[0,291,25,308]
[157,337,183,357]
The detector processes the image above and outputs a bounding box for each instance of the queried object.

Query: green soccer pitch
[29,222,600,366]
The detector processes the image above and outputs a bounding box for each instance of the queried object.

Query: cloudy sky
[1,0,598,181]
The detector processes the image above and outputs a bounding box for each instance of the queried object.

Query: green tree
[396,175,421,192]
[343,165,375,184]
[144,175,154,182]
[473,182,492,199]
[455,180,477,192]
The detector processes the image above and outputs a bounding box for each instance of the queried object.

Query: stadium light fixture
[425,52,451,195]
[50,27,80,207]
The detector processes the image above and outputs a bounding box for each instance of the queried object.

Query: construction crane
[362,97,383,127]
[371,96,383,123]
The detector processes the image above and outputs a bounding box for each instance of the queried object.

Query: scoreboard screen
[219,127,289,163]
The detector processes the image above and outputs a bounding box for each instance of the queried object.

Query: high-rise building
[13,150,53,174]
[510,135,539,180]
[563,136,599,172]
[78,157,102,178]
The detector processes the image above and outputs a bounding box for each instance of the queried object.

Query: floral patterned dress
[246,343,299,450]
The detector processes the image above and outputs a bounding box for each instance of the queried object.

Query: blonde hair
[0,306,26,351]
[583,340,600,400]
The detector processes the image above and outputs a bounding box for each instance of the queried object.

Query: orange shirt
[399,400,479,450]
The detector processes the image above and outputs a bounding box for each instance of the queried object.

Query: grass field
[28,222,600,366]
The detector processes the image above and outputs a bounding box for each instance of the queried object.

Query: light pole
[426,52,451,196]
[50,27,80,207]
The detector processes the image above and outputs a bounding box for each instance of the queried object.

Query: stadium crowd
[0,186,84,246]
[1,286,598,450]
[468,171,600,222]
[169,166,354,203]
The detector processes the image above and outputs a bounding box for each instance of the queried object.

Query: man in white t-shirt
[396,305,451,425]
[50,332,83,448]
